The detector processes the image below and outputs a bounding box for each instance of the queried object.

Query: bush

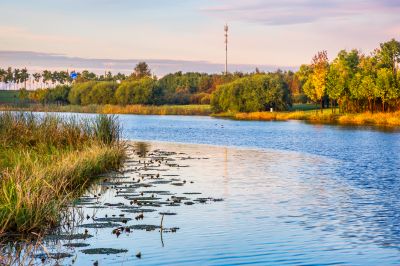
[211,73,291,112]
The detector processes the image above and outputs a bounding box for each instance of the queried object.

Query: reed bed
[0,104,212,116]
[100,104,212,116]
[233,111,400,126]
[0,112,125,234]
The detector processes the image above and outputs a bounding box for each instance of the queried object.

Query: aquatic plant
[0,112,125,234]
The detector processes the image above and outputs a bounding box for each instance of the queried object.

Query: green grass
[290,103,319,111]
[0,112,125,234]
[0,90,19,104]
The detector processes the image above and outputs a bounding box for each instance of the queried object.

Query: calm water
[11,114,400,265]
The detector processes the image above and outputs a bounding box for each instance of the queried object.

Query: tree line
[15,62,259,105]
[297,39,400,113]
[5,38,400,113]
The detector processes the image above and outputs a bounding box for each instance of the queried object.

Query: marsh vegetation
[0,112,124,234]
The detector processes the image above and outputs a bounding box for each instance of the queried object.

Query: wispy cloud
[201,0,400,25]
[0,26,83,44]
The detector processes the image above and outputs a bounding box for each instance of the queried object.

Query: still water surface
[22,114,400,265]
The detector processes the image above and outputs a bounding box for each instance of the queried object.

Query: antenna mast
[224,24,228,75]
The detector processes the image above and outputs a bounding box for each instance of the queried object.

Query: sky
[0,0,399,75]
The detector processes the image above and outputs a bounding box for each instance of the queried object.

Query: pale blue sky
[0,0,399,74]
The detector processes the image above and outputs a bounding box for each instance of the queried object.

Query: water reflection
[2,142,400,265]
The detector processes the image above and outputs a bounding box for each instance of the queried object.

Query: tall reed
[0,112,125,234]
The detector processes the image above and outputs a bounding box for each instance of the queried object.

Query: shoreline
[1,104,400,128]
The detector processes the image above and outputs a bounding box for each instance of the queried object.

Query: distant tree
[326,50,359,112]
[114,72,127,82]
[42,70,52,88]
[33,72,42,88]
[376,68,397,112]
[377,39,400,76]
[88,81,117,104]
[0,68,6,84]
[360,75,378,112]
[311,51,329,112]
[211,73,290,113]
[13,68,21,89]
[115,77,159,105]
[20,68,29,89]
[75,70,97,83]
[5,68,13,90]
[132,62,151,79]
[68,81,97,105]
[47,85,71,104]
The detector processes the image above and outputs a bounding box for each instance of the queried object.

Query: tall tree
[377,39,400,77]
[20,68,29,89]
[302,51,329,112]
[132,62,151,79]
[376,68,397,112]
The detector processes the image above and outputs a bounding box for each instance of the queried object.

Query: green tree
[42,70,53,88]
[33,72,42,88]
[210,73,290,112]
[376,68,397,112]
[377,39,400,76]
[20,68,29,89]
[115,78,160,105]
[88,81,117,104]
[360,75,378,112]
[132,62,151,79]
[68,81,97,105]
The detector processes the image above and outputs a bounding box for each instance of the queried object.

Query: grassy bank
[224,110,400,127]
[1,103,399,127]
[0,104,212,116]
[0,90,19,105]
[0,112,125,234]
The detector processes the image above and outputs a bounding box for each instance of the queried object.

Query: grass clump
[0,112,125,234]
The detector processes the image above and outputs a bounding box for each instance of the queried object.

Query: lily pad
[34,252,73,259]
[93,217,132,223]
[126,196,161,201]
[159,212,177,215]
[63,243,90,248]
[171,183,184,186]
[121,208,156,213]
[127,224,160,231]
[81,248,128,255]
[45,234,93,241]
[78,222,122,228]
[150,180,172,184]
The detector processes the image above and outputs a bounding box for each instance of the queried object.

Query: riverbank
[0,112,125,234]
[0,104,212,116]
[214,110,400,127]
[1,104,400,127]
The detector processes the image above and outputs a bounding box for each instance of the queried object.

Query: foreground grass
[0,112,125,234]
[225,110,400,127]
[0,104,212,116]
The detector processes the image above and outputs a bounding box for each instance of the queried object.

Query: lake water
[4,114,400,265]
